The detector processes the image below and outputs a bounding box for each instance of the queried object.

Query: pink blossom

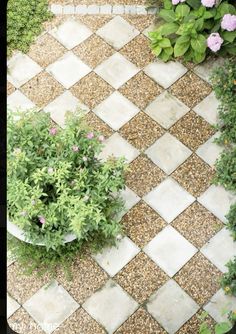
[201,0,215,7]
[48,167,54,174]
[72,145,79,152]
[221,14,236,32]
[49,127,57,135]
[39,216,46,224]
[82,156,88,162]
[172,0,185,4]
[98,135,105,142]
[207,33,224,52]
[86,132,94,139]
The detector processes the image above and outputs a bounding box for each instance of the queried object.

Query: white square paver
[7,90,36,111]
[7,52,42,88]
[193,57,224,83]
[145,133,192,174]
[198,185,236,223]
[145,91,189,129]
[49,19,92,49]
[146,280,199,334]
[96,16,139,50]
[143,177,195,223]
[94,53,139,89]
[44,91,89,128]
[7,294,20,318]
[201,228,236,273]
[47,52,91,89]
[144,60,187,89]
[83,279,138,333]
[94,91,139,130]
[193,92,219,125]
[23,280,79,334]
[116,186,140,221]
[196,133,224,167]
[92,237,140,277]
[204,289,236,323]
[98,132,139,164]
[143,226,197,276]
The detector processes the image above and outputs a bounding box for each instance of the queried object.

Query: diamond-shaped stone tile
[120,112,165,151]
[7,90,36,111]
[193,92,219,125]
[115,252,168,303]
[143,226,197,277]
[70,72,114,109]
[169,110,215,151]
[23,280,79,334]
[50,18,93,49]
[193,57,225,83]
[20,72,64,108]
[94,91,139,130]
[143,178,195,223]
[119,71,163,110]
[98,132,140,164]
[47,52,91,89]
[145,91,190,129]
[83,279,138,334]
[44,91,89,128]
[201,228,236,273]
[115,307,167,334]
[125,154,165,197]
[7,52,42,88]
[174,253,222,305]
[172,154,215,197]
[146,279,199,334]
[144,60,187,89]
[170,72,212,108]
[27,33,66,68]
[7,294,20,318]
[172,202,223,249]
[94,53,139,89]
[145,133,192,175]
[96,16,139,50]
[122,201,166,248]
[196,133,224,167]
[116,186,141,221]
[73,34,114,68]
[120,34,155,68]
[92,237,140,277]
[204,289,236,323]
[198,185,236,223]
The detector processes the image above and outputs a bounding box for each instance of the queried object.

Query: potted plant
[7,110,127,256]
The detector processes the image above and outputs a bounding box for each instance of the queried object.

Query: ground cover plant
[149,0,236,63]
[199,310,236,333]
[7,110,127,276]
[7,0,53,57]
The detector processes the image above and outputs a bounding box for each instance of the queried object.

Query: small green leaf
[159,22,179,35]
[186,0,201,10]
[174,39,190,57]
[159,38,171,48]
[159,50,171,62]
[215,322,233,334]
[191,34,206,53]
[153,45,162,56]
[163,0,172,10]
[159,9,176,23]
[222,31,236,43]
[175,4,190,17]
[164,46,174,56]
[192,51,206,64]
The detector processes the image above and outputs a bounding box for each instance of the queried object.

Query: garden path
[7,4,236,334]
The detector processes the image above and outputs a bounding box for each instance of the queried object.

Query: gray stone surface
[87,5,100,14]
[7,294,20,319]
[112,5,125,14]
[63,5,75,14]
[50,5,63,14]
[75,5,87,14]
[100,5,112,14]
[196,133,224,167]
[7,90,36,112]
[193,92,219,125]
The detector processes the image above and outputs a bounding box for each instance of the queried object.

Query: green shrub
[7,110,127,252]
[220,257,236,297]
[7,0,53,57]
[213,147,236,191]
[149,0,236,63]
[226,203,236,240]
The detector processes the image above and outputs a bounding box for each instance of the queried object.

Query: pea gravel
[8,308,45,334]
[177,309,216,334]
[7,81,16,96]
[85,111,114,138]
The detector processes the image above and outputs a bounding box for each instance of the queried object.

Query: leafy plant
[220,257,236,297]
[226,203,236,240]
[199,310,236,334]
[7,110,127,252]
[213,147,236,191]
[7,0,53,57]
[149,0,236,63]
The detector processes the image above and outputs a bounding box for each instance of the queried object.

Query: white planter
[7,220,77,246]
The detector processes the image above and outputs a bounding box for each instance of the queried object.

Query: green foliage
[7,110,127,252]
[226,204,236,241]
[220,257,236,297]
[199,310,236,334]
[7,0,53,57]
[149,0,236,63]
[213,147,236,191]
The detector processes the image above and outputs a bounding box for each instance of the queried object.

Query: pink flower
[38,216,46,224]
[221,14,236,32]
[207,33,223,52]
[201,0,215,7]
[98,135,105,142]
[86,132,94,139]
[72,145,79,152]
[48,167,54,174]
[49,127,57,135]
[172,0,185,4]
[82,156,88,162]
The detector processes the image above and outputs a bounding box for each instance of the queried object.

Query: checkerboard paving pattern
[7,13,236,334]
